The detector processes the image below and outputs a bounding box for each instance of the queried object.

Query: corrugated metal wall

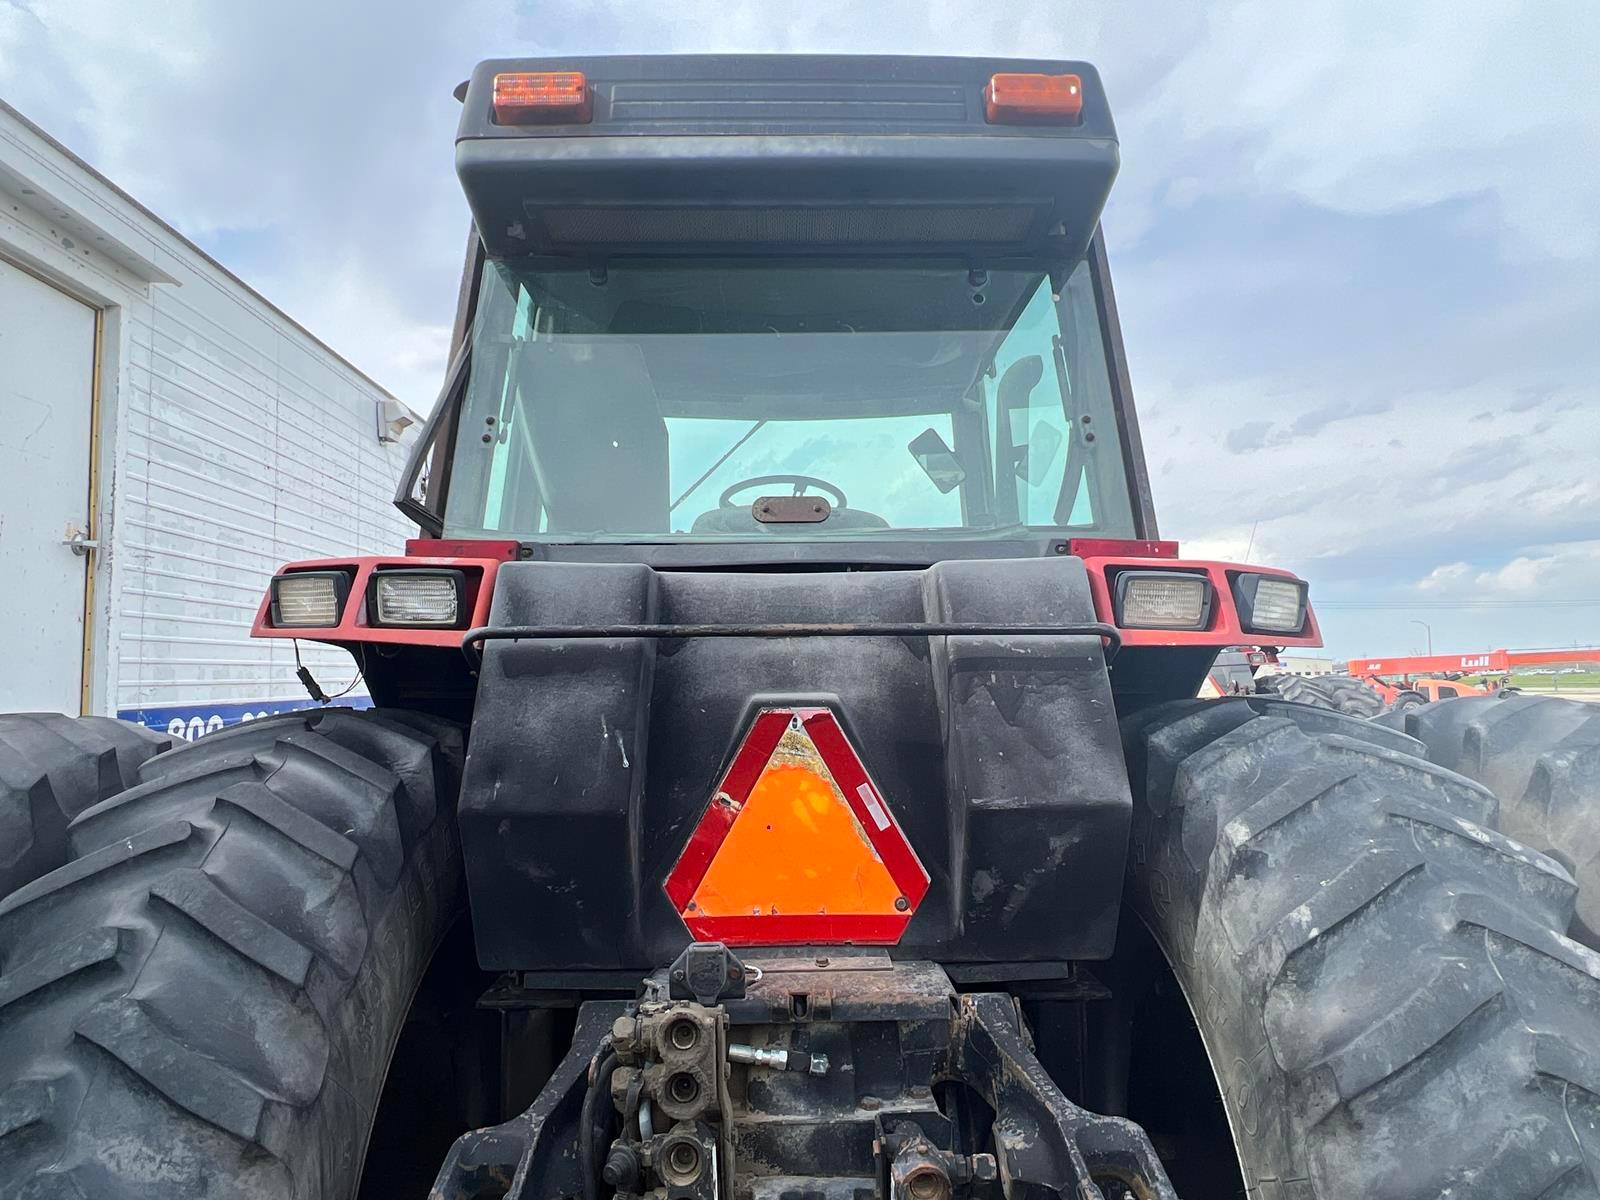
[115,263,417,722]
[1,99,419,731]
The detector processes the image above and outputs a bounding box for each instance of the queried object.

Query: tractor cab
[400,57,1145,560]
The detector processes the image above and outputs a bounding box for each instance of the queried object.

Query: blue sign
[118,696,373,742]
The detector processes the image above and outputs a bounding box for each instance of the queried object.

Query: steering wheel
[718,474,849,510]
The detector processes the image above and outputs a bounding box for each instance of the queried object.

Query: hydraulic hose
[579,1049,620,1200]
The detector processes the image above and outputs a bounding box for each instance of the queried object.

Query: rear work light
[1234,574,1309,635]
[492,71,593,125]
[369,569,465,628]
[984,73,1084,125]
[1115,571,1212,630]
[270,571,349,628]
[665,708,929,946]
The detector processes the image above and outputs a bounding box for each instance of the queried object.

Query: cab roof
[455,55,1120,263]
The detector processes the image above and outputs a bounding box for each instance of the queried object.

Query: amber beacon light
[983,73,1085,125]
[492,71,594,125]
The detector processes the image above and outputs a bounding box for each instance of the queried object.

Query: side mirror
[907,428,967,494]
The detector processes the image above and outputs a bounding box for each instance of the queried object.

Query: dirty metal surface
[729,953,953,1024]
[434,955,1177,1200]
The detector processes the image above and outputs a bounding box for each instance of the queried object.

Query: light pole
[1410,619,1433,657]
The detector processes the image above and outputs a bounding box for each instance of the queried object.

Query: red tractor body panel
[1080,556,1322,649]
[252,545,1320,653]
[250,555,505,648]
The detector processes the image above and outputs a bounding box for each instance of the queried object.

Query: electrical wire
[292,639,366,704]
[327,643,369,699]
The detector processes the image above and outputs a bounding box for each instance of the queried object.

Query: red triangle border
[663,706,930,945]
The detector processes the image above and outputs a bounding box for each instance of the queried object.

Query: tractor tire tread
[1400,694,1600,948]
[1125,698,1600,1199]
[0,713,171,899]
[1266,672,1387,718]
[0,706,465,1200]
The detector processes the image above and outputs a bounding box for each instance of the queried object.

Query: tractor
[3,55,1600,1200]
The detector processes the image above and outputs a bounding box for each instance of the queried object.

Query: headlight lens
[1115,571,1212,630]
[1234,574,1308,634]
[371,570,464,627]
[271,571,348,627]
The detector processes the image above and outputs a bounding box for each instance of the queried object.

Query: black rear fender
[459,556,1130,971]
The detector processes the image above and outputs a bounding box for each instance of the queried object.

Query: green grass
[1462,671,1600,691]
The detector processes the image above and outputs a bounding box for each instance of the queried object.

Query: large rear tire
[0,707,464,1199]
[0,713,170,898]
[1123,698,1600,1198]
[1398,693,1600,948]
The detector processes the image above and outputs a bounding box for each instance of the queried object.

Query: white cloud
[0,0,512,406]
[1417,562,1472,592]
[1475,556,1548,594]
[1137,363,1600,612]
[3,0,1596,655]
[1414,543,1600,598]
[1127,1,1600,261]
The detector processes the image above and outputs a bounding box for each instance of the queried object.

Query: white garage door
[0,258,96,714]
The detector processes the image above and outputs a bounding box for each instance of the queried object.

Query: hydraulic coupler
[431,942,1176,1200]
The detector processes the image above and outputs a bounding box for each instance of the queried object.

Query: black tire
[1398,694,1600,948]
[1123,697,1600,1198]
[0,713,171,899]
[1390,688,1427,710]
[1265,673,1386,717]
[0,706,465,1199]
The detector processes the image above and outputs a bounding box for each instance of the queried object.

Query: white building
[0,99,419,739]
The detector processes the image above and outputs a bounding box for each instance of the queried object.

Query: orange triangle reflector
[665,708,929,945]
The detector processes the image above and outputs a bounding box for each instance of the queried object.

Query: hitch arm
[951,993,1178,1200]
[429,1000,628,1200]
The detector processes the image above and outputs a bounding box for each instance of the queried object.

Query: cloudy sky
[2,1,1597,659]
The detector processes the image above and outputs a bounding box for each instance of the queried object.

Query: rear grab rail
[462,620,1122,667]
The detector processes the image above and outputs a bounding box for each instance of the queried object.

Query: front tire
[1123,698,1600,1198]
[0,707,464,1199]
